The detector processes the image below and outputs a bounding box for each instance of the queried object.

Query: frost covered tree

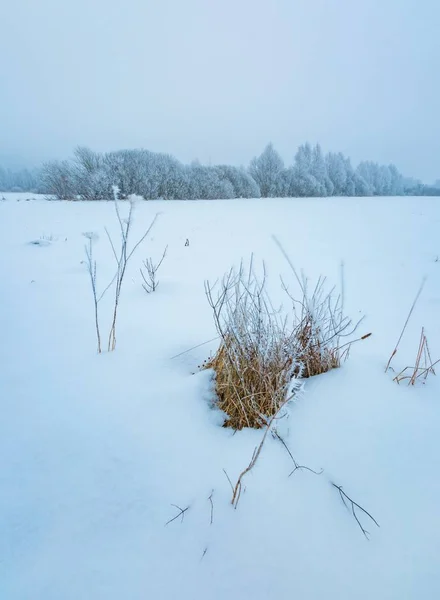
[41,160,75,199]
[311,144,333,196]
[277,167,296,197]
[388,165,404,195]
[378,165,392,195]
[72,147,111,200]
[215,165,260,198]
[326,152,347,196]
[291,143,320,196]
[356,161,404,196]
[341,156,356,196]
[34,142,416,201]
[103,150,150,199]
[323,152,359,197]
[249,143,284,197]
[146,152,187,200]
[187,164,234,199]
[0,166,43,193]
[0,167,8,191]
[157,154,190,200]
[352,172,371,196]
[356,161,377,194]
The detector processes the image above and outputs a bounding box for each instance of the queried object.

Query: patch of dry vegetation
[204,257,366,430]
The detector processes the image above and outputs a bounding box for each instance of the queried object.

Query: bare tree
[41,160,75,200]
[248,143,284,197]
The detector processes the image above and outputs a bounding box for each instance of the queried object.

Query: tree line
[1,143,438,199]
[0,166,43,194]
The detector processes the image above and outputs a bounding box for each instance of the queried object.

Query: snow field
[0,195,439,599]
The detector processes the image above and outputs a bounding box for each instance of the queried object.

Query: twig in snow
[84,235,102,353]
[272,431,324,477]
[170,336,221,360]
[331,482,380,540]
[231,393,295,508]
[165,504,190,526]
[223,469,234,494]
[208,490,214,525]
[140,245,168,293]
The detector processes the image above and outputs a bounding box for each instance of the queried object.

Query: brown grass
[289,312,341,378]
[393,327,439,385]
[385,279,426,373]
[204,259,365,430]
[205,333,295,430]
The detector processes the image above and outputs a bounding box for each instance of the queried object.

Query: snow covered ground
[0,193,439,599]
[0,191,46,202]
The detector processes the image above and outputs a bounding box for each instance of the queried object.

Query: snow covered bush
[41,160,76,200]
[72,146,112,201]
[215,165,260,198]
[186,164,235,200]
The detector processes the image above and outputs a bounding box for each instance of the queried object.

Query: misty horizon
[2,0,440,182]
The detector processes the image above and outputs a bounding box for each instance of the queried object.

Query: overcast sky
[1,0,439,181]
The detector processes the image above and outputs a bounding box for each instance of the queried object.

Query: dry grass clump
[385,279,438,386]
[204,258,365,430]
[393,327,439,385]
[283,275,365,378]
[204,262,300,430]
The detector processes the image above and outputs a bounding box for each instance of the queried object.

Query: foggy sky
[1,0,439,181]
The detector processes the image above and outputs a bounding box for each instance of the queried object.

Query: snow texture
[0,194,439,599]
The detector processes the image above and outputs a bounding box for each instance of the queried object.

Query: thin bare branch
[231,392,295,508]
[331,483,380,540]
[208,490,214,525]
[165,504,190,526]
[170,336,221,360]
[200,547,208,562]
[104,227,120,265]
[223,469,234,494]
[273,431,324,477]
[126,214,159,263]
[83,237,101,353]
